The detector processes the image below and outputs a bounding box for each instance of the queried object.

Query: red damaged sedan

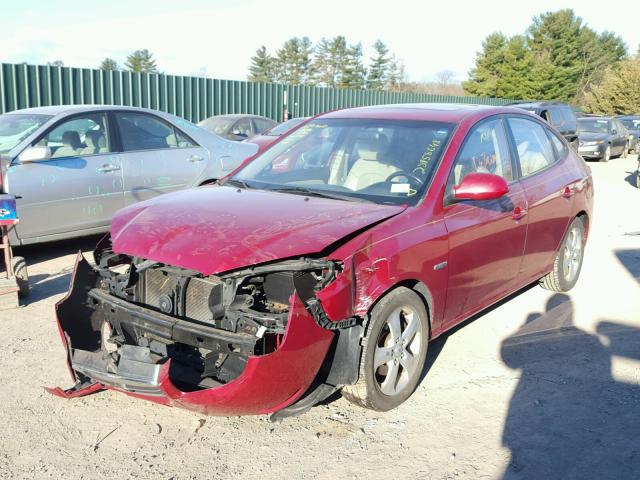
[49,104,593,418]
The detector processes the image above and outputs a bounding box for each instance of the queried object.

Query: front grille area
[137,269,223,324]
[185,277,224,322]
[141,269,177,313]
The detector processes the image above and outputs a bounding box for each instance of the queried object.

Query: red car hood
[110,186,405,275]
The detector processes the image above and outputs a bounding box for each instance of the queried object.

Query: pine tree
[99,58,119,71]
[385,55,406,90]
[462,32,508,97]
[248,46,275,83]
[273,37,314,85]
[125,49,158,73]
[366,40,390,90]
[312,36,350,87]
[340,43,366,89]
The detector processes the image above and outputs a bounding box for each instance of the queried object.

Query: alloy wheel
[374,306,423,396]
[563,225,583,283]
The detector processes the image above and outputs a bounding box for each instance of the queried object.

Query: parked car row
[46,103,593,418]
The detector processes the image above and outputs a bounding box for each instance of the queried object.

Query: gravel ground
[1,154,639,480]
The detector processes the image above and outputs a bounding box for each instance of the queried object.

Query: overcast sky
[2,0,639,83]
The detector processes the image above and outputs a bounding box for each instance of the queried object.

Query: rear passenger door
[9,111,124,240]
[113,112,209,205]
[505,116,573,281]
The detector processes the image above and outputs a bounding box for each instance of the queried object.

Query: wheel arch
[364,279,434,339]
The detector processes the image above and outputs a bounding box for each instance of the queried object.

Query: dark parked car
[577,116,629,162]
[617,115,640,153]
[508,101,579,150]
[49,104,593,417]
[245,116,309,153]
[198,114,277,141]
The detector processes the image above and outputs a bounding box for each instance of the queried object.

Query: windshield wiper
[269,185,374,203]
[224,178,252,189]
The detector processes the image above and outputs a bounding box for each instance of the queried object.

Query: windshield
[267,117,308,136]
[198,117,236,135]
[620,118,640,130]
[0,113,51,154]
[230,118,454,206]
[578,118,610,134]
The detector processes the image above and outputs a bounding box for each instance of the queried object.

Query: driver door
[442,117,528,327]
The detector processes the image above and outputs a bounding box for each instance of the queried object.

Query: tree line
[463,9,628,107]
[248,37,405,90]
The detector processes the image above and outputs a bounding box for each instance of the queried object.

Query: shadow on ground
[624,170,639,188]
[616,248,640,283]
[500,294,640,479]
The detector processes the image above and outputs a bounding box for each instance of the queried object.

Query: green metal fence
[0,62,514,122]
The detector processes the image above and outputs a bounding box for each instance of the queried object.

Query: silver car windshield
[0,113,51,154]
[232,118,453,206]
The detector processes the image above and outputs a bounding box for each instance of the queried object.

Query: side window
[561,107,577,130]
[115,112,179,151]
[254,118,275,133]
[547,108,563,128]
[546,128,567,160]
[39,113,110,158]
[175,130,196,148]
[232,118,253,137]
[507,117,556,177]
[447,118,514,194]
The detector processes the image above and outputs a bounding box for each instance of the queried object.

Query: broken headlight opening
[62,244,351,395]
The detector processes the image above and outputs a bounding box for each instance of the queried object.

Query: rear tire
[540,217,585,292]
[622,143,628,158]
[342,287,429,411]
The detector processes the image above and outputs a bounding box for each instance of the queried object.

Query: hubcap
[563,226,583,282]
[373,306,422,396]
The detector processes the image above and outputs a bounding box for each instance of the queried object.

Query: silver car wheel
[374,306,422,396]
[563,225,583,283]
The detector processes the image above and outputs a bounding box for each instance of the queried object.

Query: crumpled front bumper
[47,253,335,416]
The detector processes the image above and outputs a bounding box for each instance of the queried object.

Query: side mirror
[454,172,509,201]
[18,146,52,163]
[611,129,617,135]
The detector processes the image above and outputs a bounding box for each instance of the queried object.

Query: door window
[546,129,567,160]
[232,118,253,138]
[507,117,556,177]
[39,113,110,158]
[447,118,514,196]
[254,118,275,133]
[115,112,195,151]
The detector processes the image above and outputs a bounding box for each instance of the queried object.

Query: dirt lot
[1,155,639,480]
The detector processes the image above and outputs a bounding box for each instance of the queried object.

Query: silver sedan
[0,106,257,245]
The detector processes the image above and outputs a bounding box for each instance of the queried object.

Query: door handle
[97,164,121,173]
[188,155,204,163]
[512,206,527,221]
[562,186,574,199]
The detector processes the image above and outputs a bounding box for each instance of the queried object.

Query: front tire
[342,287,429,411]
[600,145,611,162]
[540,217,585,292]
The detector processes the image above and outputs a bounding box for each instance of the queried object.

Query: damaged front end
[49,241,358,416]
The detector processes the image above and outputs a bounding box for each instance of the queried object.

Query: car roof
[319,103,513,123]
[5,105,174,116]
